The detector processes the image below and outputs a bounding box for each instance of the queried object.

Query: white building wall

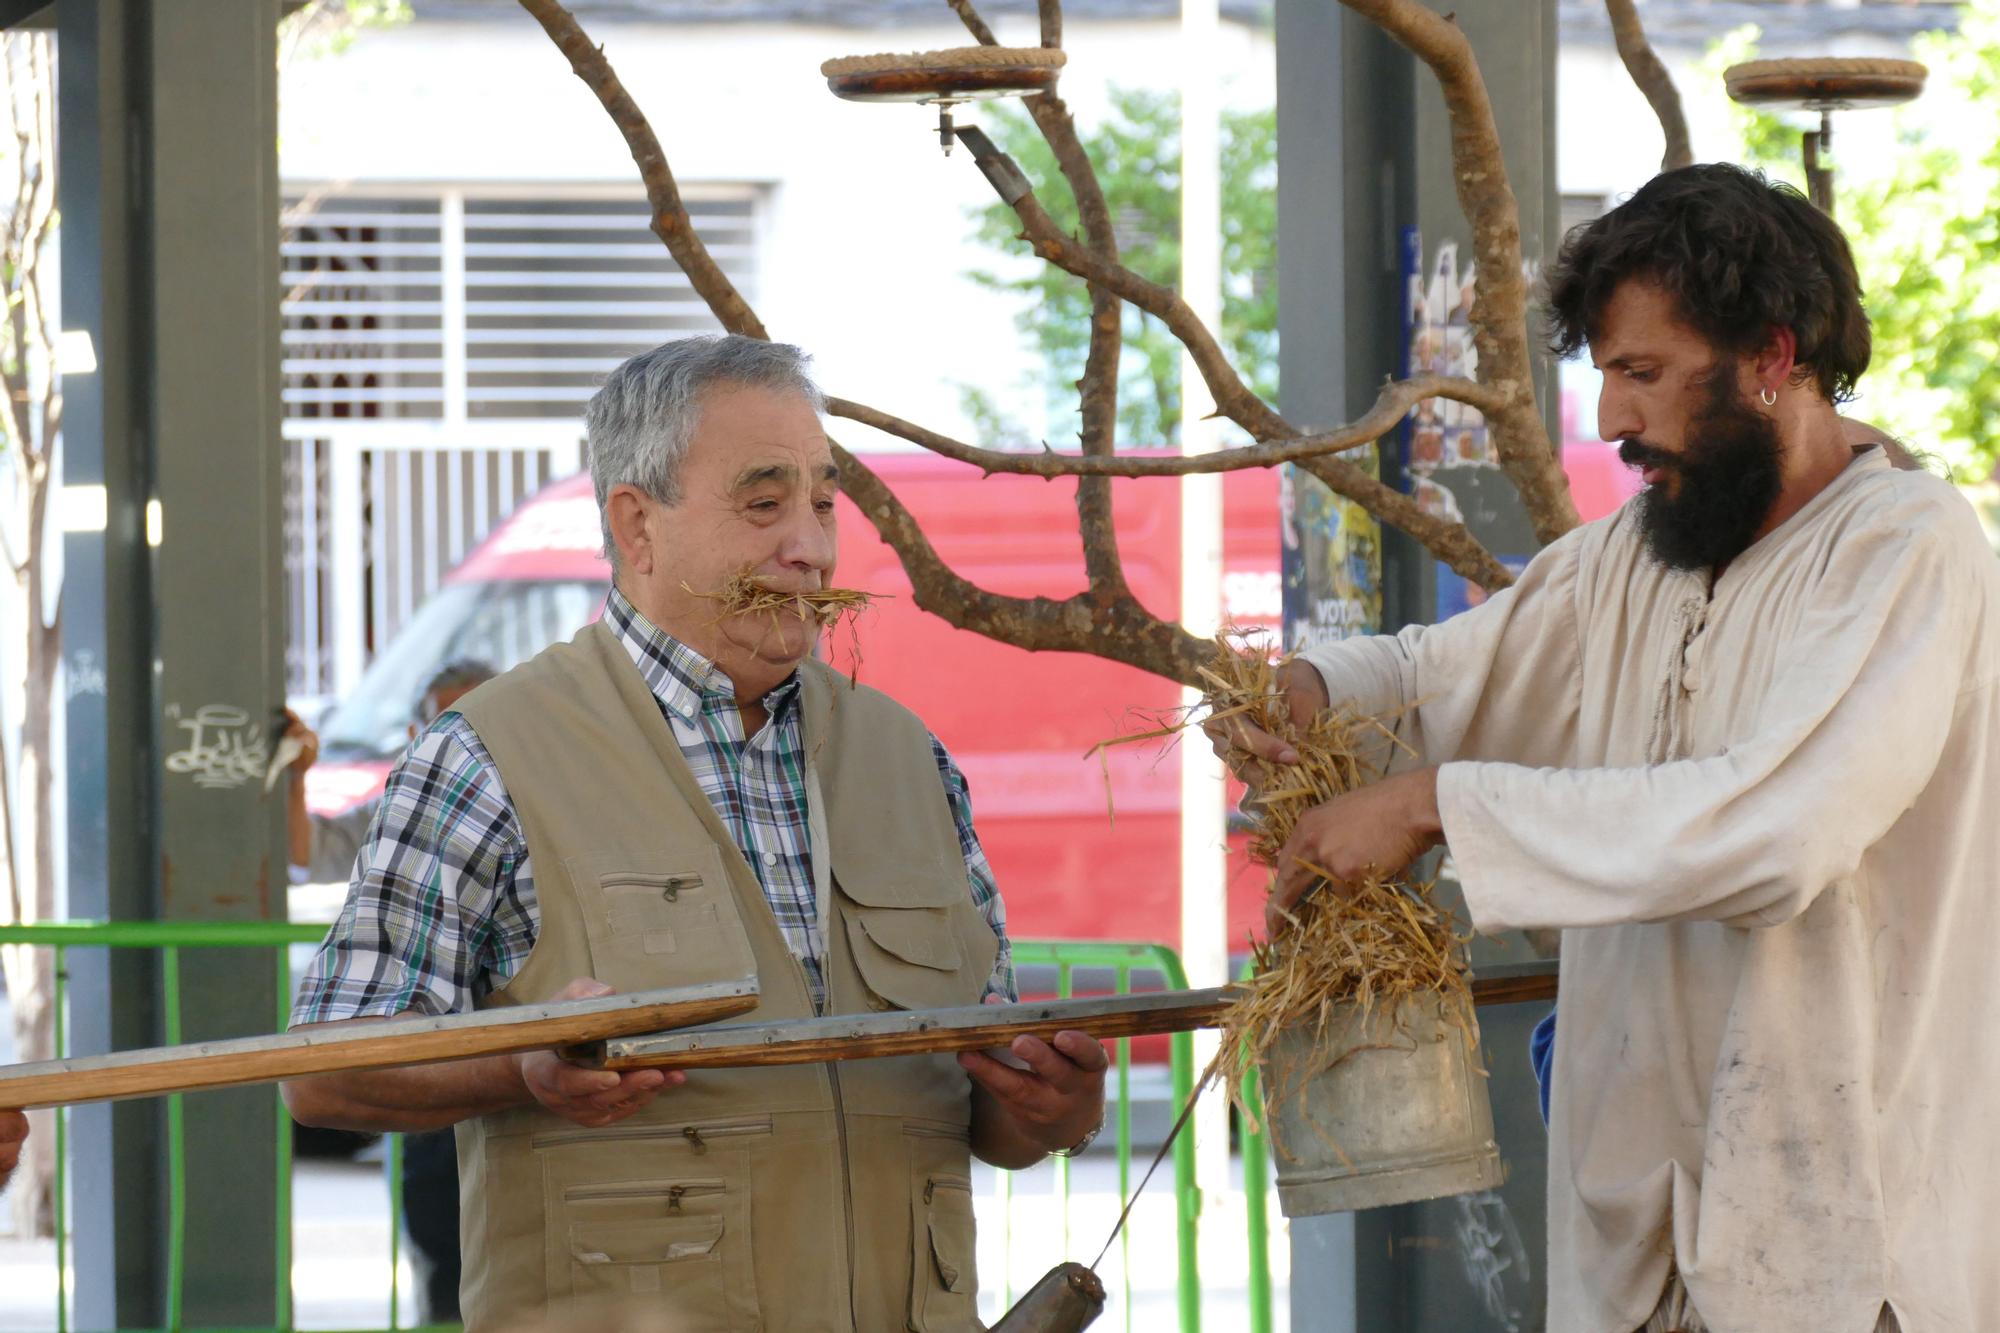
[278,13,1277,453]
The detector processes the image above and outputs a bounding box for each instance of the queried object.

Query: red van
[307,447,1635,948]
[307,456,1282,946]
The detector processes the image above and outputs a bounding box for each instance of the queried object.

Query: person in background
[283,659,498,885]
[282,659,496,1326]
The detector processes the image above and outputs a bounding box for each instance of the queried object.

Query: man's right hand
[1201,658,1330,786]
[513,978,684,1127]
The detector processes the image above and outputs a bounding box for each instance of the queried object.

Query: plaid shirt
[292,589,1014,1023]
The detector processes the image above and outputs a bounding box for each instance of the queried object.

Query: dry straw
[687,569,877,629]
[1196,639,1472,1129]
[684,570,883,682]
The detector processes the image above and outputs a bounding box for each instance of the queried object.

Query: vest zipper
[562,1178,727,1209]
[532,1115,774,1151]
[829,1063,860,1329]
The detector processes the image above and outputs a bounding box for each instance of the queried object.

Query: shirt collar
[604,587,802,720]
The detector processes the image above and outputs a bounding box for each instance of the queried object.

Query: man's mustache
[1618,438,1678,473]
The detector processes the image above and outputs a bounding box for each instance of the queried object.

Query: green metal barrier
[0,924,1271,1332]
[1006,938,1204,1333]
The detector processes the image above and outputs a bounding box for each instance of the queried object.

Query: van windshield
[319,579,608,759]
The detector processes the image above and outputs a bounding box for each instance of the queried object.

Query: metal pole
[1177,7,1227,1326]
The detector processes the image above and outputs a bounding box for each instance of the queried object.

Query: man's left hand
[1270,766,1445,933]
[959,997,1108,1159]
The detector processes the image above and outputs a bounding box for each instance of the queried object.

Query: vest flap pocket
[911,1173,979,1330]
[833,857,966,910]
[555,1177,761,1327]
[571,1214,723,1266]
[843,905,975,1013]
[856,907,963,972]
[928,1207,974,1292]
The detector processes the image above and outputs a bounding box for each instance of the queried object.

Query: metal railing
[0,922,1275,1332]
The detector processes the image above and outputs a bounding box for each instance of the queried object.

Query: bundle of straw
[1197,640,1472,1126]
[687,569,877,630]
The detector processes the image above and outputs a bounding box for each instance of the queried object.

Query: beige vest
[451,621,999,1332]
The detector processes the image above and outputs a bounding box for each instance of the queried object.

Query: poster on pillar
[1402,227,1505,524]
[1280,458,1382,651]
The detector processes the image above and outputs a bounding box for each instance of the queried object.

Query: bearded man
[1216,165,1999,1332]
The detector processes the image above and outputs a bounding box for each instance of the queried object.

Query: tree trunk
[3,530,59,1239]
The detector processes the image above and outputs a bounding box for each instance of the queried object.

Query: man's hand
[282,708,320,776]
[0,1108,27,1188]
[1201,659,1330,787]
[960,995,1108,1166]
[514,978,683,1128]
[1269,767,1445,933]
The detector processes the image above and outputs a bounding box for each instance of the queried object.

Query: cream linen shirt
[1300,449,2000,1333]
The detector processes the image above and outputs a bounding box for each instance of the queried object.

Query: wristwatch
[1050,1116,1104,1158]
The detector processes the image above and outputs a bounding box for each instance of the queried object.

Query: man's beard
[1617,373,1784,572]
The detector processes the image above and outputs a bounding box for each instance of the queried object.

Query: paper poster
[1281,456,1382,651]
[1401,229,1500,532]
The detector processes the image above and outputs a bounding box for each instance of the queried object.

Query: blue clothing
[1530,1006,1556,1125]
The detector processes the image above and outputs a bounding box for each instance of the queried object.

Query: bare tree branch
[831,374,1503,478]
[943,0,999,47]
[1604,0,1693,172]
[518,0,768,339]
[518,0,1533,693]
[829,380,1514,591]
[957,125,1293,443]
[1337,0,1580,547]
[949,0,1131,601]
[832,441,1213,683]
[951,124,1516,587]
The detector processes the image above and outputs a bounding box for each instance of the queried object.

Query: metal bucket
[1261,991,1504,1215]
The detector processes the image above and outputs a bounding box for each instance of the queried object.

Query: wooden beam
[0,977,759,1110]
[575,971,1559,1072]
[576,987,1240,1072]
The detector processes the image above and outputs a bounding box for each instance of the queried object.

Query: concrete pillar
[59,0,286,1324]
[1275,3,1560,1329]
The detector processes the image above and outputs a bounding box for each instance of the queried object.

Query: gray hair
[584,335,826,560]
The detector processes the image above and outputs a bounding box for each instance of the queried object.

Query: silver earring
[1759,386,1777,406]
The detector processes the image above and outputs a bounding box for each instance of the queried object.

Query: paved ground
[1,1145,1288,1331]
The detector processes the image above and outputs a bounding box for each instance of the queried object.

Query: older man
[284,336,1106,1331]
[1219,165,1999,1332]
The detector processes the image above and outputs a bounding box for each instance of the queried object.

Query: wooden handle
[576,971,1559,1073]
[575,987,1240,1072]
[0,977,760,1110]
[1470,972,1559,1006]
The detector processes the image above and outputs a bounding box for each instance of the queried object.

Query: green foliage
[1704,7,2000,475]
[963,88,1276,448]
[280,0,413,62]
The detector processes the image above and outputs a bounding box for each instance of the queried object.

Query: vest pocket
[565,847,758,996]
[557,1179,760,1330]
[841,902,982,1012]
[909,1172,980,1331]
